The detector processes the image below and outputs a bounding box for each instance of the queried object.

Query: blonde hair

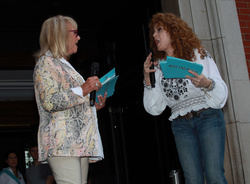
[34,15,77,60]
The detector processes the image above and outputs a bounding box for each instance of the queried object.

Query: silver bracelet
[200,78,215,99]
[143,80,152,89]
[205,78,215,92]
[145,85,152,89]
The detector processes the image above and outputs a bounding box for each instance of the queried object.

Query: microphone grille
[91,62,100,72]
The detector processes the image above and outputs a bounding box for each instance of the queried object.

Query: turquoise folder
[96,68,119,103]
[159,56,203,78]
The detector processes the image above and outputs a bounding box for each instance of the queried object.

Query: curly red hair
[149,13,206,62]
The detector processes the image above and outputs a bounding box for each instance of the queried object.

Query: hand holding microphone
[80,76,101,97]
[80,62,102,106]
[143,49,156,88]
[149,50,155,88]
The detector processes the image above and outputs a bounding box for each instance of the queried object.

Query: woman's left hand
[186,70,211,88]
[95,92,107,111]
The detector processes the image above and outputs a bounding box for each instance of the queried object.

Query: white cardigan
[143,49,228,121]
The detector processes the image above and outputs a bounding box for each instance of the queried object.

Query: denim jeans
[171,108,228,184]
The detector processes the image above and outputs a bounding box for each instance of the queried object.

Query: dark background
[0,0,182,183]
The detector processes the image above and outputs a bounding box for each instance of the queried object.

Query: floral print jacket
[33,55,104,163]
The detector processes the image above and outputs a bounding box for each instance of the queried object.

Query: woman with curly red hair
[143,13,228,184]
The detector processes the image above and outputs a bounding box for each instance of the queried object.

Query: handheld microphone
[147,49,155,88]
[90,62,100,106]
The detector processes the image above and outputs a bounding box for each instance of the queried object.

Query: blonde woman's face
[67,23,80,56]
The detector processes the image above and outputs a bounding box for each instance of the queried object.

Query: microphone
[147,49,155,88]
[90,62,100,106]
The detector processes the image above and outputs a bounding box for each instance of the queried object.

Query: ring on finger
[96,83,99,87]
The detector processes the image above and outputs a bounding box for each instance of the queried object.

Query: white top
[143,49,228,121]
[0,167,26,184]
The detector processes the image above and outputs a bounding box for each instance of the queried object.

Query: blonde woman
[33,15,107,184]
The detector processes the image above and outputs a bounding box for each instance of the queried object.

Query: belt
[178,108,206,121]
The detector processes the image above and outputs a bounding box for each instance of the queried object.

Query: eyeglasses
[68,30,78,37]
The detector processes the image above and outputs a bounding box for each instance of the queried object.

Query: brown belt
[178,108,206,121]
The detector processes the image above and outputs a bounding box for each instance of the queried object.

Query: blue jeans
[171,108,228,184]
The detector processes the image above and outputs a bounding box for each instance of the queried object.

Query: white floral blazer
[33,55,104,163]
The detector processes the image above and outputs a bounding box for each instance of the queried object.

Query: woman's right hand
[143,52,157,86]
[81,76,102,97]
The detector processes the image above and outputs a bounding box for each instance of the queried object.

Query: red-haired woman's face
[6,153,17,168]
[153,25,173,55]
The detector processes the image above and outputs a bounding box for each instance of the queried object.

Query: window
[24,150,33,169]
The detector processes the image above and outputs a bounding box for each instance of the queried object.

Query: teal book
[96,68,119,103]
[159,56,203,78]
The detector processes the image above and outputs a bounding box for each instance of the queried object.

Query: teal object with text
[159,56,203,78]
[96,68,119,103]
